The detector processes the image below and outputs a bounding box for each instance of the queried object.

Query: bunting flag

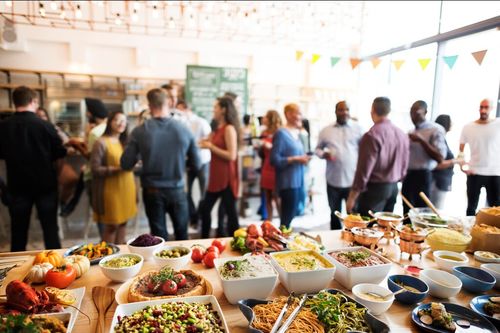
[371,58,381,69]
[295,50,304,61]
[443,55,458,69]
[311,54,321,64]
[471,50,487,65]
[392,60,405,71]
[350,58,361,69]
[330,56,341,68]
[418,58,431,71]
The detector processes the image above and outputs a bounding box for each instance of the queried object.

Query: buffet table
[0,230,495,332]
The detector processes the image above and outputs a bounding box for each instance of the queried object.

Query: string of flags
[295,49,488,70]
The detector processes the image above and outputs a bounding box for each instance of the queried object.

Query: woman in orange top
[199,97,240,238]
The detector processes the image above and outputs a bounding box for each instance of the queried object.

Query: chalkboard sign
[185,65,248,119]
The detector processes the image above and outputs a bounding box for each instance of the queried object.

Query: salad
[113,302,225,333]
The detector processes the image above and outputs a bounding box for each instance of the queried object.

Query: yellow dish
[273,251,333,272]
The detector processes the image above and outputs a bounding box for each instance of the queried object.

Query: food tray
[238,288,390,333]
[64,243,120,265]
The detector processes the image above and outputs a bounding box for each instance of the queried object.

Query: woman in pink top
[199,97,240,238]
[260,110,282,219]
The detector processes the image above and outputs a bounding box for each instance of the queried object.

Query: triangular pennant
[295,50,304,61]
[371,58,381,69]
[471,50,487,65]
[330,56,341,68]
[350,58,361,69]
[418,58,431,71]
[311,54,321,64]
[443,55,458,69]
[392,60,405,71]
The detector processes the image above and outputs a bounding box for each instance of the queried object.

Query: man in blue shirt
[121,89,201,240]
[402,100,447,214]
[316,101,363,229]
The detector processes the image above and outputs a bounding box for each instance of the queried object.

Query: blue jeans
[279,188,301,228]
[142,187,189,240]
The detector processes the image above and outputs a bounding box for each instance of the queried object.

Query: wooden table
[0,230,496,332]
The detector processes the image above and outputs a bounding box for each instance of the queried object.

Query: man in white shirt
[176,100,212,227]
[315,101,364,229]
[459,99,500,215]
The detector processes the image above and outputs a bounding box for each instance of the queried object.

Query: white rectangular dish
[214,255,278,304]
[326,246,392,290]
[61,286,85,333]
[269,250,336,294]
[108,295,229,333]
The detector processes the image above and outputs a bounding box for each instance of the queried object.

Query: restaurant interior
[0,1,499,333]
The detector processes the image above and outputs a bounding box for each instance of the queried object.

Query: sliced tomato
[45,265,77,289]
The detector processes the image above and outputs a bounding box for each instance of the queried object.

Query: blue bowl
[452,266,496,293]
[387,274,428,304]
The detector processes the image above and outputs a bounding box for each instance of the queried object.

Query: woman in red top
[199,97,240,238]
[260,110,282,219]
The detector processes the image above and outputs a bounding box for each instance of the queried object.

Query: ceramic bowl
[420,269,462,299]
[480,263,500,289]
[433,250,469,272]
[99,253,144,282]
[452,266,496,293]
[387,274,428,304]
[152,245,191,270]
[352,283,394,315]
[127,236,165,260]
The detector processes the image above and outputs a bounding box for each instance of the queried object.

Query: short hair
[161,83,173,91]
[147,88,167,109]
[435,114,451,132]
[243,114,251,126]
[372,97,391,116]
[36,107,50,121]
[335,100,348,111]
[176,99,188,109]
[224,91,238,101]
[413,100,428,111]
[284,103,300,115]
[13,86,38,108]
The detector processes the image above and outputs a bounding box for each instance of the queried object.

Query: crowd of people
[0,85,499,252]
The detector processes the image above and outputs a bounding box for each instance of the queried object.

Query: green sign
[185,65,248,119]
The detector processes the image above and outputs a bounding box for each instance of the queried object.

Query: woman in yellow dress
[91,111,137,243]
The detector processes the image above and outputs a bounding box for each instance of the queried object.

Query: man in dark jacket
[0,86,67,251]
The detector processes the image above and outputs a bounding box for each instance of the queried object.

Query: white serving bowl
[326,246,392,290]
[433,250,469,272]
[352,283,394,315]
[480,263,500,289]
[152,245,191,270]
[269,250,336,294]
[127,235,165,260]
[420,269,462,298]
[214,256,278,304]
[99,253,144,282]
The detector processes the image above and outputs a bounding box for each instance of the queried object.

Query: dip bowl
[480,263,500,289]
[214,256,278,304]
[452,266,496,293]
[352,283,394,315]
[269,250,336,294]
[127,235,164,261]
[433,250,469,272]
[420,269,462,299]
[387,274,428,304]
[152,245,191,270]
[99,253,143,282]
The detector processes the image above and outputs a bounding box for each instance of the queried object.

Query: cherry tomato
[191,246,206,263]
[203,251,219,268]
[206,246,220,255]
[161,280,178,295]
[45,265,77,289]
[173,273,187,288]
[211,239,227,253]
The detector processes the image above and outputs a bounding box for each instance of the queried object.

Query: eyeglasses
[479,106,489,110]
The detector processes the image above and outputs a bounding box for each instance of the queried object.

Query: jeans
[142,187,189,240]
[9,190,61,252]
[466,175,500,216]
[326,185,351,230]
[357,182,398,216]
[402,169,432,214]
[200,187,239,239]
[279,188,301,228]
[187,163,209,225]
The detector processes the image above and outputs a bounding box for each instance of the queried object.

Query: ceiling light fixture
[60,6,66,19]
[152,5,158,19]
[132,9,138,22]
[75,4,82,18]
[168,16,175,29]
[115,13,121,25]
[39,2,45,17]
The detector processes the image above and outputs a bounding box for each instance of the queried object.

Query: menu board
[185,65,248,119]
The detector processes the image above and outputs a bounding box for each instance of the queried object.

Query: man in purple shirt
[346,97,409,215]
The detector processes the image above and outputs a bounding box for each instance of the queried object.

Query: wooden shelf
[0,83,44,90]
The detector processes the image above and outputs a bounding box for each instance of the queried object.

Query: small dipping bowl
[387,274,429,304]
[452,266,496,293]
[352,283,394,315]
[420,269,462,299]
[433,250,469,272]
